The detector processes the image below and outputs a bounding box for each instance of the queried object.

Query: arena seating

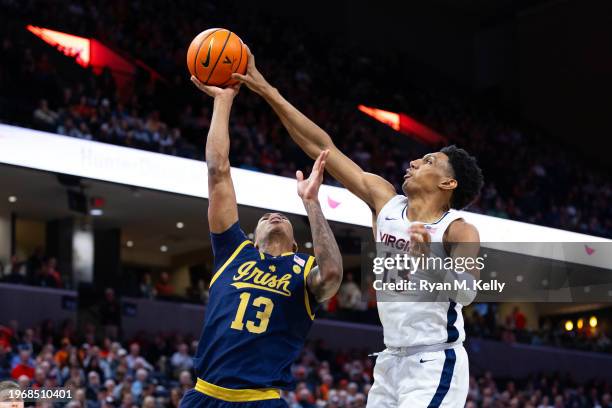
[0,0,610,239]
[1,318,611,408]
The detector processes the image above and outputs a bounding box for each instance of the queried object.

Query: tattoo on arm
[303,200,343,302]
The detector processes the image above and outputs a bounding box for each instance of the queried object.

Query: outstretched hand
[297,150,329,202]
[230,46,272,95]
[191,76,240,100]
[408,223,431,256]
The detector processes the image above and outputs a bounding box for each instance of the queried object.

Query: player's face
[254,212,295,245]
[402,152,454,194]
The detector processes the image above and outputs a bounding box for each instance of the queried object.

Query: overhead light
[8,196,17,203]
[90,208,103,216]
[577,318,584,330]
[126,240,134,248]
[589,316,598,328]
[564,320,573,331]
[304,242,313,249]
[248,233,254,239]
[160,245,168,252]
[176,222,184,229]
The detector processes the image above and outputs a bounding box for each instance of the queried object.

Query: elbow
[321,263,343,284]
[207,161,231,182]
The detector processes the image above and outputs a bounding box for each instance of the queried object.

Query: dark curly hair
[440,145,484,209]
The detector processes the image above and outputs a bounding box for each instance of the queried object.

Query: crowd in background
[2,247,611,355]
[0,0,611,239]
[1,318,611,407]
[0,249,63,289]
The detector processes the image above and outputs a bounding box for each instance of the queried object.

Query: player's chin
[401,179,411,193]
[264,224,289,238]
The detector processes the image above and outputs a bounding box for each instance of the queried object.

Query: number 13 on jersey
[230,292,274,334]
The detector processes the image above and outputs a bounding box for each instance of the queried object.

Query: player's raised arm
[191,76,241,233]
[297,150,343,302]
[232,50,396,215]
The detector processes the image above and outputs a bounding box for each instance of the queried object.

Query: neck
[406,192,450,223]
[258,237,292,257]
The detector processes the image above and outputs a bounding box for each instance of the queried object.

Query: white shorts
[366,344,468,408]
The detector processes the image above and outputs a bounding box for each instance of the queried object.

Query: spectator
[170,343,193,374]
[1,255,26,283]
[44,258,62,288]
[125,343,153,372]
[138,273,156,299]
[99,288,120,340]
[0,380,23,406]
[338,273,362,310]
[86,371,102,402]
[32,264,58,288]
[186,279,209,304]
[513,306,527,331]
[32,99,59,131]
[155,272,175,298]
[10,349,34,380]
[130,368,148,399]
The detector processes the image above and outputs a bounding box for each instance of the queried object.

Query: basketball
[186,28,248,87]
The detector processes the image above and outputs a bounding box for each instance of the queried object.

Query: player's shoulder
[446,216,480,242]
[378,195,407,217]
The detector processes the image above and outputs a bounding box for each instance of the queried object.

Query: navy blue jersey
[194,222,318,390]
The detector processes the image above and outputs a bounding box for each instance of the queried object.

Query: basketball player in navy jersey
[180,77,343,407]
[234,50,484,407]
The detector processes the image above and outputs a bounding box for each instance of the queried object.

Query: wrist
[214,94,235,104]
[302,197,320,206]
[260,83,277,99]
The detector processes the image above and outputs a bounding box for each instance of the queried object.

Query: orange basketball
[186,28,248,87]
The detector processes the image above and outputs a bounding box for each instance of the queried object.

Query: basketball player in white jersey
[234,50,484,407]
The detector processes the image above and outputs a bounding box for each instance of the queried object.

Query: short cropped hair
[441,145,484,209]
[0,381,21,402]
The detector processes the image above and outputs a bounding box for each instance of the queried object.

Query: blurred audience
[0,318,611,407]
[0,0,610,240]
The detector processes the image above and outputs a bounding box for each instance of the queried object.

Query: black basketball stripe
[235,37,245,72]
[205,30,232,84]
[218,37,245,87]
[192,28,222,78]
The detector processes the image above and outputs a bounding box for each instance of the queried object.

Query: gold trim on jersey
[195,378,280,402]
[231,282,291,296]
[209,240,252,288]
[303,256,316,320]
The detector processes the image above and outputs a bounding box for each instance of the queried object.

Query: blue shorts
[180,389,289,408]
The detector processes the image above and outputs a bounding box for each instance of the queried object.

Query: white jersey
[375,195,466,348]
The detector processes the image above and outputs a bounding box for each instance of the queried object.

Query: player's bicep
[207,170,239,234]
[447,220,481,278]
[324,147,396,212]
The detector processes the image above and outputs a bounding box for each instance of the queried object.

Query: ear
[292,241,299,253]
[439,177,457,191]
